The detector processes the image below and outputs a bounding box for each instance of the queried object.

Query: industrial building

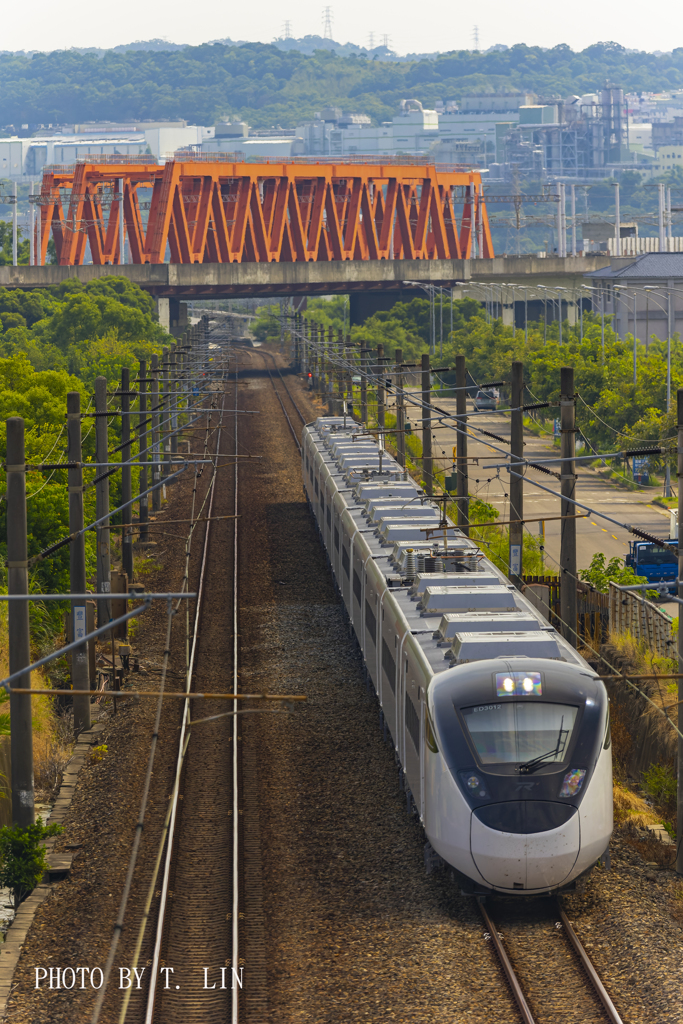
[3,87,683,182]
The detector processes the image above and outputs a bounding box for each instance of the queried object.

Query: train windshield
[461,702,578,766]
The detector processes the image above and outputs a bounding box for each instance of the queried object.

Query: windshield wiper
[516,717,568,775]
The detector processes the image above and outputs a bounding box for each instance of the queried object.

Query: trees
[2,41,683,128]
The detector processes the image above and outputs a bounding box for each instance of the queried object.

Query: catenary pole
[95,377,111,628]
[67,392,91,734]
[395,348,406,469]
[170,344,178,460]
[6,419,35,826]
[121,367,133,582]
[360,346,368,425]
[151,354,161,513]
[455,354,469,535]
[138,360,149,542]
[559,367,577,647]
[677,387,683,876]
[421,353,433,495]
[12,182,17,267]
[377,343,385,430]
[509,361,524,588]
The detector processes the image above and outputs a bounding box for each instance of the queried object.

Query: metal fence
[608,582,675,660]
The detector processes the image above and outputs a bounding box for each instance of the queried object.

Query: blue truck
[625,540,678,593]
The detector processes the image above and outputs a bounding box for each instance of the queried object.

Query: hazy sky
[2,0,679,57]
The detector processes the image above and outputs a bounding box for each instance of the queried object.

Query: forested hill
[3,41,683,129]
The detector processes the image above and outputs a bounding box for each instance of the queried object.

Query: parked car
[473,389,497,411]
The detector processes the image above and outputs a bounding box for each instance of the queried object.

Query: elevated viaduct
[0,255,614,329]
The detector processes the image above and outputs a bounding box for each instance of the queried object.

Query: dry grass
[613,783,676,868]
[0,605,74,806]
[607,629,678,715]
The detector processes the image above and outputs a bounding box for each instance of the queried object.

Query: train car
[302,415,612,895]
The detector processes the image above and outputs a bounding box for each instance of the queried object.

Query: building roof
[586,252,683,279]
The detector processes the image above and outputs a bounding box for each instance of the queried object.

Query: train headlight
[560,768,586,798]
[496,671,542,696]
[460,771,488,800]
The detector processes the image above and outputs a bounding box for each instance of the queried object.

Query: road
[398,391,674,603]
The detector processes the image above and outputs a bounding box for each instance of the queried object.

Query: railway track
[134,352,240,1024]
[261,349,307,450]
[478,896,624,1024]
[139,337,308,1024]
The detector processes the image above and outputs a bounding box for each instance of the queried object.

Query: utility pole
[7,418,34,826]
[421,353,433,495]
[360,347,368,425]
[395,348,406,469]
[677,387,683,876]
[570,184,577,257]
[138,360,149,542]
[67,392,91,734]
[120,367,133,582]
[118,177,125,264]
[658,183,666,251]
[151,354,161,513]
[12,182,17,267]
[614,182,621,257]
[377,344,385,430]
[455,355,469,535]
[509,361,524,588]
[170,345,178,460]
[162,348,170,481]
[95,377,111,629]
[559,367,577,647]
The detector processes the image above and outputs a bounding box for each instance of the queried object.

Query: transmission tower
[282,20,292,39]
[472,25,480,50]
[368,31,375,49]
[322,6,333,39]
[381,34,390,48]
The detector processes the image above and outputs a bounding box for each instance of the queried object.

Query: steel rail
[558,906,625,1024]
[477,898,536,1024]
[477,897,625,1024]
[267,367,301,452]
[268,356,307,425]
[231,352,240,1024]
[143,382,228,1023]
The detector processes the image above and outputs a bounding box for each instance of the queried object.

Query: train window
[342,547,350,577]
[314,478,319,496]
[353,569,362,605]
[334,526,340,551]
[405,693,420,752]
[365,600,377,642]
[461,702,578,767]
[327,506,331,530]
[425,708,439,754]
[603,706,611,749]
[382,638,396,693]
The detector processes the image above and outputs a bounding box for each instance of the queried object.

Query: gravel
[3,346,682,1024]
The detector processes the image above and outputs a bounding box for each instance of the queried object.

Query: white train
[302,415,613,895]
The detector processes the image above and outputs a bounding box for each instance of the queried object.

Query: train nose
[470,802,580,890]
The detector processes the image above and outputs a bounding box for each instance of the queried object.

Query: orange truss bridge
[36,159,494,267]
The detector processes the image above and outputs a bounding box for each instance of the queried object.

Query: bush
[642,762,677,813]
[0,818,63,908]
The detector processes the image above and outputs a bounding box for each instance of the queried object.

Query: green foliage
[2,41,683,128]
[642,762,677,812]
[468,497,545,575]
[0,276,169,601]
[0,818,63,908]
[0,223,28,267]
[579,552,651,594]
